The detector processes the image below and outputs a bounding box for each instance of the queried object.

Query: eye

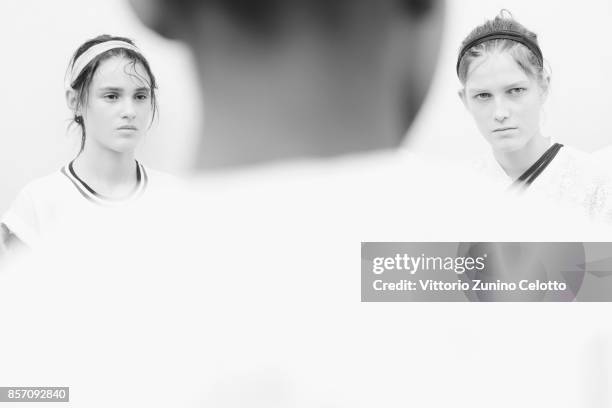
[508,87,527,96]
[474,92,492,101]
[104,93,119,101]
[135,93,149,101]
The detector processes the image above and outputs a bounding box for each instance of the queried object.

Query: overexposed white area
[2,151,612,406]
[0,0,201,214]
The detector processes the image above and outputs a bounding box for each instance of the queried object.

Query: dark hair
[67,35,158,154]
[457,12,547,87]
[157,0,436,37]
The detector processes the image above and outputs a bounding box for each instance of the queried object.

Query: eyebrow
[468,88,490,94]
[468,81,530,94]
[97,86,150,93]
[98,87,123,92]
[505,81,529,88]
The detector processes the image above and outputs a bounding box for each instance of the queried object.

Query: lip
[117,125,138,131]
[492,127,517,133]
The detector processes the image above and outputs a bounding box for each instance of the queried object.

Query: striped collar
[61,160,148,205]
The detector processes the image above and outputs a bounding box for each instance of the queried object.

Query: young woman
[457,13,611,222]
[0,35,177,252]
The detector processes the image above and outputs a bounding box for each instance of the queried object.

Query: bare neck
[72,142,137,196]
[494,134,551,180]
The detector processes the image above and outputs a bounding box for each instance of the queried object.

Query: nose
[120,98,136,120]
[493,98,510,123]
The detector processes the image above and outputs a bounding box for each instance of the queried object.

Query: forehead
[465,52,531,91]
[90,56,151,89]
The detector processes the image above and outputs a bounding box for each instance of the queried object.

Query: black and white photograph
[1,0,612,406]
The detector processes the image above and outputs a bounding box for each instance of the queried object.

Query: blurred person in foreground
[129,0,444,170]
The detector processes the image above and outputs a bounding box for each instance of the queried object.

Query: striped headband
[456,30,543,76]
[66,40,141,90]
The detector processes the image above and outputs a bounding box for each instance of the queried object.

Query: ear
[65,89,78,113]
[540,74,551,101]
[458,88,468,109]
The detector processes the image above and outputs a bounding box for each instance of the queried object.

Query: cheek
[86,101,113,121]
[468,104,493,126]
[136,102,153,119]
[515,98,542,126]
[140,103,153,116]
[83,104,117,135]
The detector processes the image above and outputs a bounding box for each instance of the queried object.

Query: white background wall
[1,0,611,212]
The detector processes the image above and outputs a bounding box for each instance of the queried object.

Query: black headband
[456,30,543,76]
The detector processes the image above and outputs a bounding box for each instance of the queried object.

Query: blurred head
[66,35,158,155]
[128,0,445,169]
[457,13,549,153]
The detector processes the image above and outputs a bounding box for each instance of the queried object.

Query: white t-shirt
[474,145,612,223]
[1,161,181,248]
[592,145,612,175]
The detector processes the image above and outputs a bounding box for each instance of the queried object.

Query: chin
[488,136,528,154]
[111,135,142,151]
[109,141,140,154]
